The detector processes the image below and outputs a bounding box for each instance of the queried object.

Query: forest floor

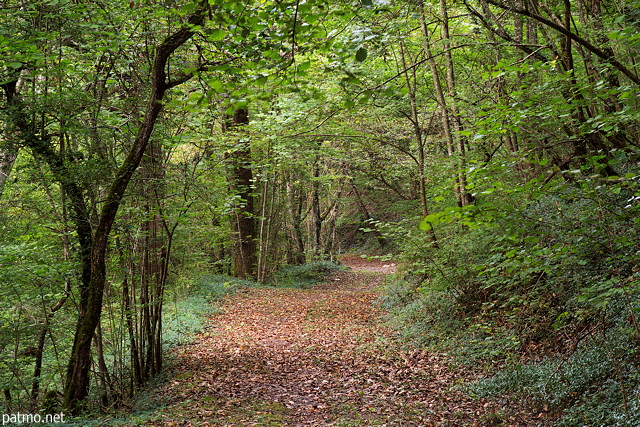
[127,256,546,426]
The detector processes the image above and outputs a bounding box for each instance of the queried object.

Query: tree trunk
[311,158,322,257]
[30,321,48,405]
[121,271,142,388]
[526,0,538,45]
[349,179,389,249]
[0,69,26,199]
[0,148,18,199]
[62,9,205,413]
[137,139,166,382]
[94,321,112,407]
[439,0,474,206]
[419,0,470,207]
[257,177,269,281]
[287,180,306,265]
[514,0,524,43]
[483,0,640,85]
[399,41,438,246]
[224,108,257,279]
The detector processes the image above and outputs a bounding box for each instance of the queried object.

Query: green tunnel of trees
[1,0,640,423]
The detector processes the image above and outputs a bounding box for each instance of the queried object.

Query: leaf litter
[135,257,547,426]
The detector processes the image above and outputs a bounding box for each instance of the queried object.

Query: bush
[380,158,640,421]
[469,298,640,426]
[269,260,345,288]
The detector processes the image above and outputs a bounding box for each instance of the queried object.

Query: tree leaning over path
[0,3,209,412]
[1,0,353,411]
[61,5,208,412]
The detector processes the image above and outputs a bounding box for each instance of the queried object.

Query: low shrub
[269,260,345,288]
[380,164,640,421]
[469,298,640,426]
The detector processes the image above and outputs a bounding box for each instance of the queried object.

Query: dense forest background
[1,0,640,424]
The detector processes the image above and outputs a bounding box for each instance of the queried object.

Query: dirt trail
[140,256,529,426]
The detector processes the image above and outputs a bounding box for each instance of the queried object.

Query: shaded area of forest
[1,0,640,425]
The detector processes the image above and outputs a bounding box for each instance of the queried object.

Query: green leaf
[297,61,311,71]
[355,47,367,62]
[253,75,268,85]
[419,218,432,231]
[181,1,195,13]
[208,79,224,92]
[263,49,281,60]
[208,28,225,41]
[419,214,440,231]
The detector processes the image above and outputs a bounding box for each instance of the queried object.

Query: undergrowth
[380,160,640,424]
[469,298,640,426]
[164,273,259,347]
[70,274,260,426]
[268,260,345,288]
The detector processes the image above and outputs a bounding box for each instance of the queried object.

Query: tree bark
[287,180,306,265]
[0,148,18,199]
[62,9,205,413]
[439,0,474,206]
[311,158,322,257]
[224,108,257,279]
[0,69,26,199]
[137,139,166,382]
[419,0,471,207]
[399,41,439,246]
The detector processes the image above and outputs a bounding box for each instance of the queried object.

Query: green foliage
[269,260,346,289]
[469,300,640,426]
[0,240,74,408]
[381,276,461,340]
[2,0,640,418]
[382,148,640,419]
[379,228,523,363]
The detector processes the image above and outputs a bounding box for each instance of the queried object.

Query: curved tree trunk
[62,9,205,413]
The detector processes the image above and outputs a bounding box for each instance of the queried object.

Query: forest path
[141,256,520,426]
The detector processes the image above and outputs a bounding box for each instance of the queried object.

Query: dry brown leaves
[141,258,540,426]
